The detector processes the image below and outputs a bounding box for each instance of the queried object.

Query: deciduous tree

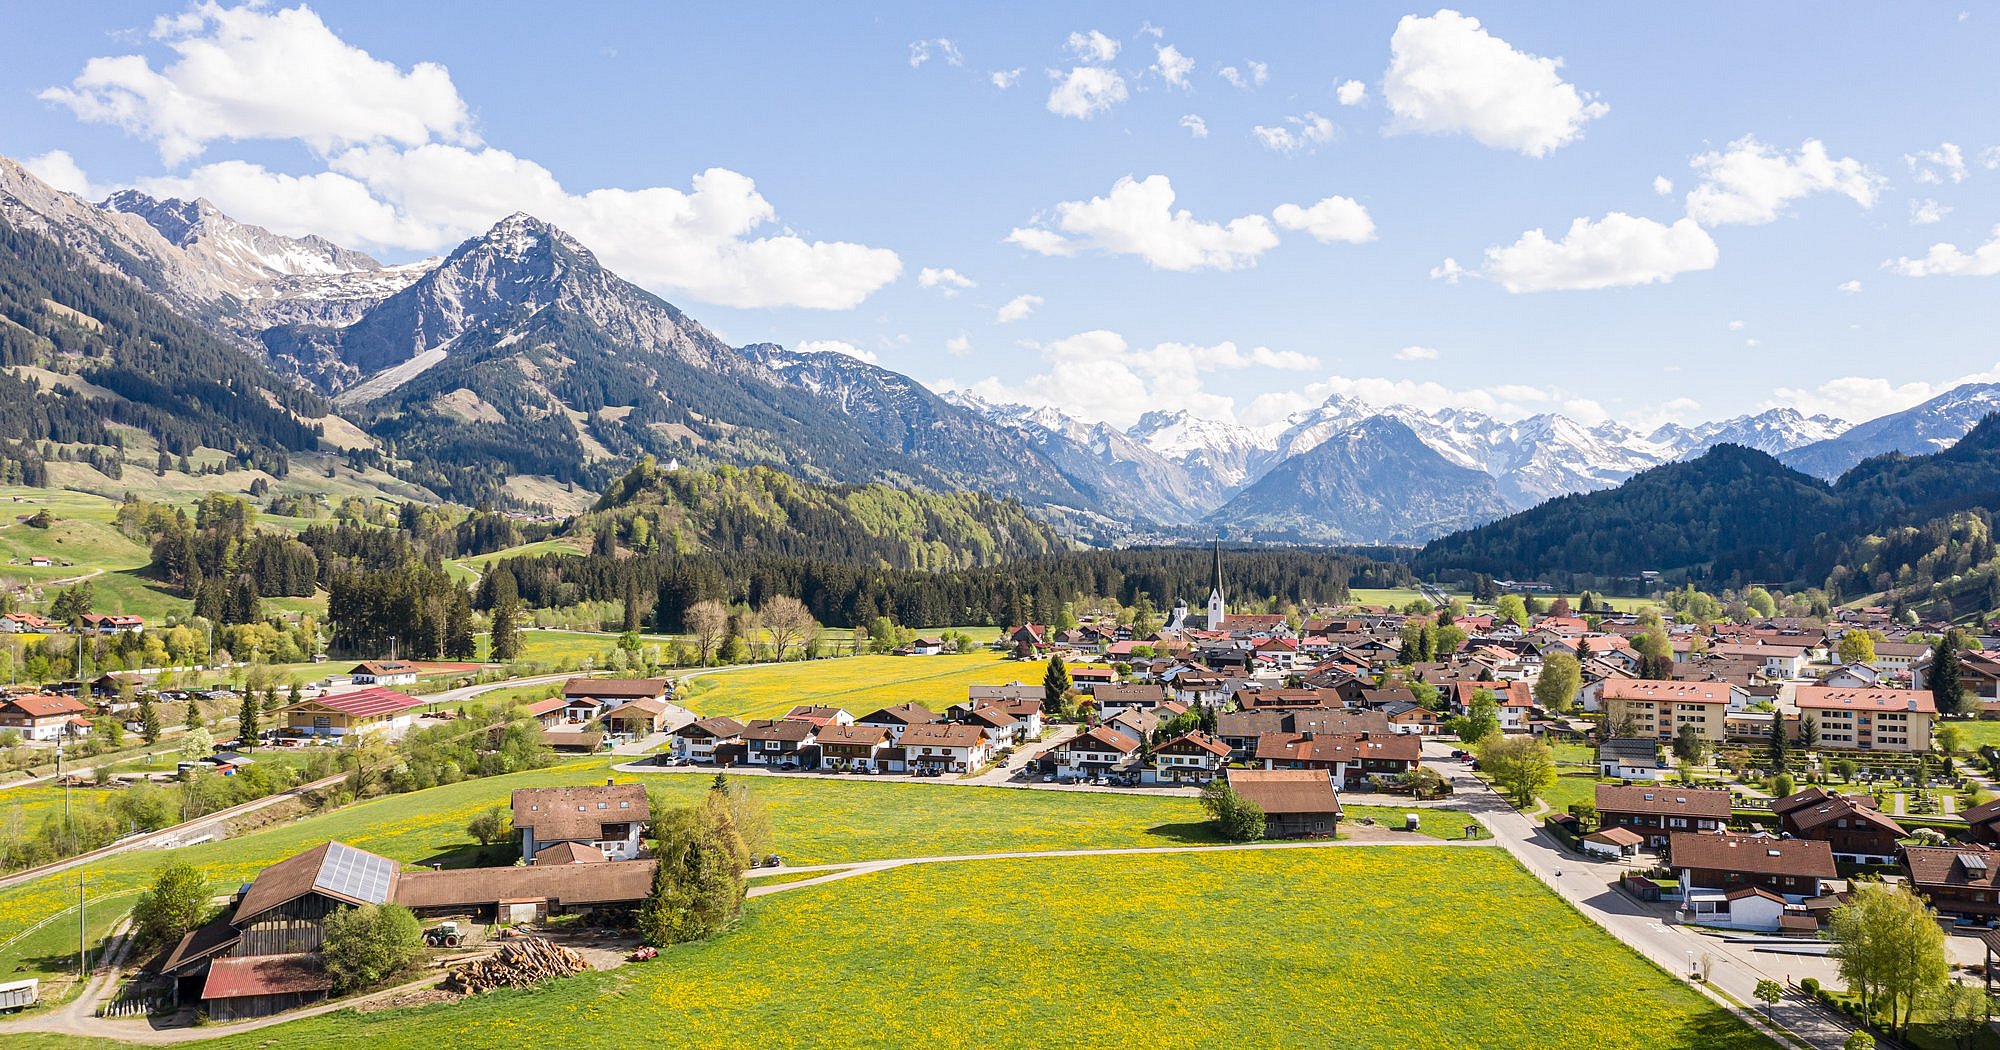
[132,860,208,949]
[1534,653,1581,715]
[321,903,425,994]
[685,600,729,665]
[1474,735,1555,808]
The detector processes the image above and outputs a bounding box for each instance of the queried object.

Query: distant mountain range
[0,152,1992,543]
[1414,414,2000,597]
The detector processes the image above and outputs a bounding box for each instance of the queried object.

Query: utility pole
[77,872,87,978]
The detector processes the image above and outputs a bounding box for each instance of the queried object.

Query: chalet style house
[1902,844,2000,921]
[1770,787,1907,865]
[1670,832,1837,909]
[1594,784,1731,848]
[1051,725,1141,780]
[670,716,744,763]
[512,782,650,862]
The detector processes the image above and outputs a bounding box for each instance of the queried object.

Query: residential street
[1425,741,1856,1050]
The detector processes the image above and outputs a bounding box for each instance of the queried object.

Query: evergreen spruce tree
[237,691,259,751]
[1931,634,1967,717]
[138,693,161,745]
[1766,713,1789,774]
[1043,654,1072,717]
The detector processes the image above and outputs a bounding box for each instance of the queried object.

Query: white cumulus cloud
[995,293,1044,323]
[40,1,477,165]
[1393,345,1440,361]
[1906,142,1967,184]
[1153,44,1194,88]
[908,38,963,68]
[23,150,99,198]
[323,144,899,309]
[1219,62,1268,89]
[1336,79,1367,106]
[1006,174,1280,271]
[1382,9,1607,157]
[1652,175,1674,196]
[796,339,878,364]
[946,333,971,356]
[1179,114,1209,138]
[1047,66,1129,119]
[1839,279,1863,294]
[956,329,1316,427]
[1271,195,1376,244]
[1765,372,1985,421]
[46,12,902,312]
[1065,29,1121,63]
[1252,112,1335,155]
[991,68,1023,89]
[1472,212,1719,293]
[1910,199,1950,225]
[917,266,976,294]
[1683,136,1883,226]
[1889,225,2000,277]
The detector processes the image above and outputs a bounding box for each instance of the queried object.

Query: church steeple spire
[1207,541,1226,629]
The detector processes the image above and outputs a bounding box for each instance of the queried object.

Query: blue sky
[9,2,2000,432]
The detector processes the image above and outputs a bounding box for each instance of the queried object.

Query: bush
[321,903,425,994]
[1800,977,1819,996]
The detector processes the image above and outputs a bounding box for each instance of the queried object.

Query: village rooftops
[1668,832,1837,879]
[1792,686,1937,714]
[1598,680,1732,703]
[511,784,649,842]
[783,705,847,726]
[1594,784,1733,821]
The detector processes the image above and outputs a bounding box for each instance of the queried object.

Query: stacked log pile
[441,938,590,993]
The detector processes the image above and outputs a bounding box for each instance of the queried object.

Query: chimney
[1301,731,1314,741]
[606,777,615,787]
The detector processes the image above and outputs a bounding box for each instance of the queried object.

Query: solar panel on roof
[314,842,395,904]
[1962,854,1989,873]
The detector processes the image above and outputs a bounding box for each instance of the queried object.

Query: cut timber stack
[442,937,590,993]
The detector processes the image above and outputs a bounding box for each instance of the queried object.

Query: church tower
[1206,541,1226,629]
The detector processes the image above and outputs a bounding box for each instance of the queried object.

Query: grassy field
[675,651,1043,721]
[1347,587,1431,608]
[0,760,1234,963]
[84,847,1768,1050]
[1945,719,2000,752]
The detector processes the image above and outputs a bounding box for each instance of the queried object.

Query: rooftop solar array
[314,841,396,904]
[1962,853,1990,874]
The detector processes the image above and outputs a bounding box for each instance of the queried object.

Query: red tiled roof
[1793,686,1936,714]
[3,693,89,718]
[302,687,423,718]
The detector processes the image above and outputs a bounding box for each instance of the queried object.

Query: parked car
[1041,773,1056,783]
